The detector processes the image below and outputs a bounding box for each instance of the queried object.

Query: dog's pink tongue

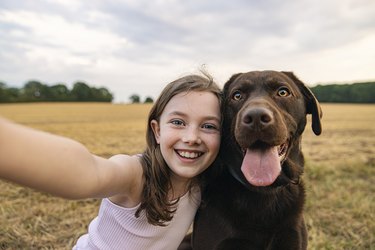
[241,147,281,186]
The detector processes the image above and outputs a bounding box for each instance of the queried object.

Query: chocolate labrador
[192,71,322,250]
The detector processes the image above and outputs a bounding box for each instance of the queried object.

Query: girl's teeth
[179,151,199,158]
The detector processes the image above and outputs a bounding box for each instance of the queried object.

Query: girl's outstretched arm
[0,117,142,200]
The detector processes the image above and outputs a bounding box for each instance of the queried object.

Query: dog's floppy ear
[282,71,322,135]
[223,73,242,98]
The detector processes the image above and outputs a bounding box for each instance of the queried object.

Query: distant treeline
[0,80,113,103]
[311,81,375,103]
[1,79,374,104]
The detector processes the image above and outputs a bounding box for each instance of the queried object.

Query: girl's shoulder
[109,154,144,171]
[109,153,142,162]
[109,154,144,177]
[108,154,145,208]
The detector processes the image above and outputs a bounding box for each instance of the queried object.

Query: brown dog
[192,71,322,250]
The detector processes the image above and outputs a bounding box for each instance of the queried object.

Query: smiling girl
[0,73,222,249]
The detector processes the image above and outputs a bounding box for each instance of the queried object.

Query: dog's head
[220,70,322,190]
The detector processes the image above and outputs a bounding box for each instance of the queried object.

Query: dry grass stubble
[302,104,374,249]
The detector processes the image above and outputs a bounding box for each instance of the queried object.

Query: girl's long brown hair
[136,72,222,226]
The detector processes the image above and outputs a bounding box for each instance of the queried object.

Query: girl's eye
[277,87,290,97]
[202,123,218,130]
[170,119,185,126]
[232,90,242,101]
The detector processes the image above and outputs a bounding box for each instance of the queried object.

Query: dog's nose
[243,107,274,130]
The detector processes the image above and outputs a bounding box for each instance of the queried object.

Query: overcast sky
[0,0,374,102]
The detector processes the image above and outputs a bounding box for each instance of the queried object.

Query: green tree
[353,82,375,103]
[0,82,16,103]
[50,84,70,101]
[0,82,20,103]
[91,87,113,102]
[129,94,140,103]
[21,80,51,102]
[71,82,92,101]
[144,96,154,103]
[0,82,6,102]
[5,88,20,102]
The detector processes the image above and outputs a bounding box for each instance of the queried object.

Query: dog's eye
[232,91,242,101]
[277,87,290,97]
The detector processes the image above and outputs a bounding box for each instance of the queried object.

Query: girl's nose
[182,128,202,145]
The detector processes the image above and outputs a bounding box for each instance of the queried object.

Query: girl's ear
[150,120,161,144]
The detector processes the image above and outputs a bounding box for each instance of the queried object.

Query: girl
[0,73,222,249]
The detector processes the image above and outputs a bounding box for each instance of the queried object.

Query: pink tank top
[73,188,200,250]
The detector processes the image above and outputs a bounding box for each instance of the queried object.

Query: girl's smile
[175,149,203,160]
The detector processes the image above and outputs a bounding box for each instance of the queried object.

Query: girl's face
[151,91,221,186]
